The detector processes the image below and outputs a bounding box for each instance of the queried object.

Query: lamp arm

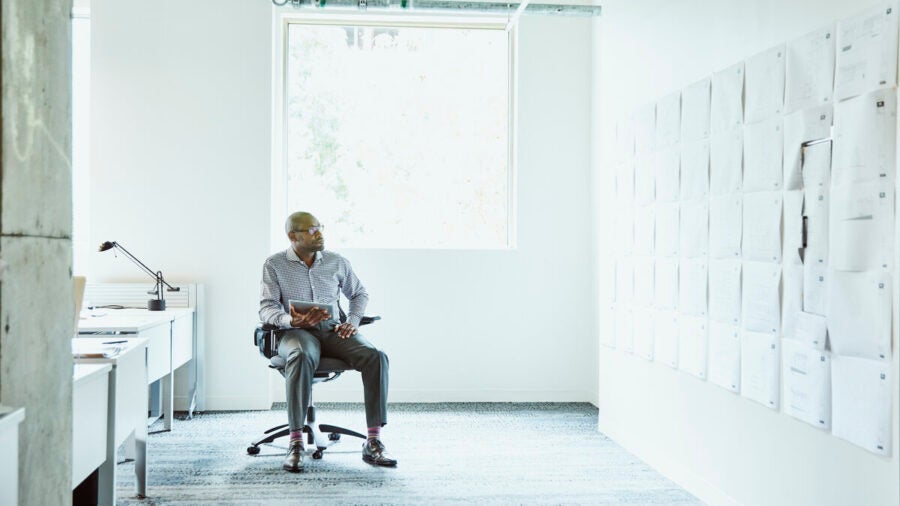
[110,242,160,281]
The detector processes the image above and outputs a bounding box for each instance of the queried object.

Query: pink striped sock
[290,430,303,444]
[367,426,381,440]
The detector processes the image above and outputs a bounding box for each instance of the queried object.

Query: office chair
[247,313,380,460]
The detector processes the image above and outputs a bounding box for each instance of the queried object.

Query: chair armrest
[359,316,381,326]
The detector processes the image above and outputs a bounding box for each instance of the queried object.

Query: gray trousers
[277,320,389,431]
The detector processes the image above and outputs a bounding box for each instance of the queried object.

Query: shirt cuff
[280,313,293,329]
[347,314,362,328]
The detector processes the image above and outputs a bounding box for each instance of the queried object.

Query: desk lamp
[98,241,180,311]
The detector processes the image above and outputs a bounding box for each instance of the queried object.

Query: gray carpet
[115,403,701,505]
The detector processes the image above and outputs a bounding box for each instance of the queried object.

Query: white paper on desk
[744,117,784,192]
[782,263,803,340]
[784,106,833,190]
[827,269,891,360]
[829,181,894,272]
[710,128,743,195]
[792,311,828,350]
[655,258,679,310]
[740,329,780,409]
[745,44,786,123]
[615,304,634,353]
[680,140,709,199]
[709,193,742,259]
[615,258,633,304]
[832,354,892,456]
[654,310,679,368]
[709,259,741,325]
[801,140,832,190]
[635,155,656,205]
[782,338,831,429]
[655,148,680,202]
[741,261,781,334]
[678,315,708,380]
[833,88,897,185]
[786,23,836,113]
[655,202,679,258]
[634,102,656,154]
[616,162,635,202]
[616,117,635,163]
[633,307,655,360]
[835,4,899,101]
[656,91,681,149]
[679,199,708,258]
[633,256,655,307]
[679,258,708,317]
[711,62,744,134]
[682,77,711,141]
[742,191,783,262]
[803,259,828,316]
[708,320,741,392]
[783,190,804,265]
[614,206,633,256]
[633,204,656,256]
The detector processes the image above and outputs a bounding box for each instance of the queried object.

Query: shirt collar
[285,248,322,265]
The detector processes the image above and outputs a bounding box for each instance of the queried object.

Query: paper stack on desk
[72,339,125,359]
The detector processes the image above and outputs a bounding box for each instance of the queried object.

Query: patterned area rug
[115,403,701,505]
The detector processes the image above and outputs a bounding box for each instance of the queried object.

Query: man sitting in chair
[260,211,397,472]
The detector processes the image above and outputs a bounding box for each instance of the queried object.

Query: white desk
[0,405,25,506]
[72,363,112,500]
[73,338,149,501]
[79,308,195,431]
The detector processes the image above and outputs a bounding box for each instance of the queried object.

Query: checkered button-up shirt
[259,248,369,329]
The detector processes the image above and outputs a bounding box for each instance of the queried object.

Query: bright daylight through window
[283,20,511,249]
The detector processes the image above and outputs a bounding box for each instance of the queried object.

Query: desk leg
[134,420,147,498]
[163,332,174,431]
[98,367,118,506]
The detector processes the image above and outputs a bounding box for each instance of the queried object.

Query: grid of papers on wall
[607,3,897,456]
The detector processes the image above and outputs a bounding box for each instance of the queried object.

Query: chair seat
[269,355,353,376]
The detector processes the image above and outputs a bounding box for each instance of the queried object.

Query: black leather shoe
[283,440,305,473]
[362,438,397,467]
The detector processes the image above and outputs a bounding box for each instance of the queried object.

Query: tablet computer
[289,300,338,320]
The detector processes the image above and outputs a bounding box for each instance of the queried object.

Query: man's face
[289,215,325,253]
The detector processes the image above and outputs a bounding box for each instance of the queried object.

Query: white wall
[592,1,900,505]
[89,0,597,409]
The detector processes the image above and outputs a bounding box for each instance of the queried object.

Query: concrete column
[1,0,75,505]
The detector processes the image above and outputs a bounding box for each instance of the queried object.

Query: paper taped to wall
[634,204,656,256]
[655,148,681,202]
[656,91,681,148]
[654,310,679,368]
[835,4,899,101]
[742,191,783,262]
[679,199,709,258]
[827,269,891,360]
[655,202,679,257]
[679,258,708,317]
[828,180,894,272]
[678,315,708,380]
[710,128,743,195]
[654,258,679,310]
[786,23,836,113]
[741,261,781,334]
[741,329,780,410]
[633,307,655,360]
[681,77,711,141]
[832,88,897,186]
[745,44,786,123]
[680,140,710,199]
[711,62,745,134]
[784,105,833,190]
[743,117,784,192]
[782,338,831,429]
[708,259,741,325]
[708,320,741,393]
[831,354,892,456]
[709,193,742,259]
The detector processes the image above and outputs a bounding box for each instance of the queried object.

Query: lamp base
[147,299,166,311]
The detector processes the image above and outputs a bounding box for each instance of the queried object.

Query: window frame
[270,9,518,251]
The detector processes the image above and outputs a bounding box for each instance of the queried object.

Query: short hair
[285,211,313,235]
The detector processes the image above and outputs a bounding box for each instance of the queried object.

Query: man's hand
[332,322,358,339]
[290,305,330,329]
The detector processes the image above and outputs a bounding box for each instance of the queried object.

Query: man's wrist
[280,314,293,328]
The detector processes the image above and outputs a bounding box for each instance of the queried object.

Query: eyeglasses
[294,225,324,235]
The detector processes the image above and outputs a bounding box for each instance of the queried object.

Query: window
[72,13,91,273]
[278,17,513,249]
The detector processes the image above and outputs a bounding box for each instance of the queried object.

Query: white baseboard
[201,390,596,410]
[598,419,741,506]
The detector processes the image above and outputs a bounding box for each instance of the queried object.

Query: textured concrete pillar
[1,0,75,505]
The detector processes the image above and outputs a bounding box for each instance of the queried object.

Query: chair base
[246,406,365,459]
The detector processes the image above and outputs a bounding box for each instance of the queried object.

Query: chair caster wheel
[312,450,324,459]
[247,446,260,455]
[328,433,341,441]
